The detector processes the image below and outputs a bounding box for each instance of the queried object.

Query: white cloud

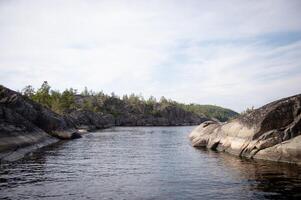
[0,0,301,111]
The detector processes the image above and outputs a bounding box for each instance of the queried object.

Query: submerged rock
[70,132,82,139]
[189,94,301,165]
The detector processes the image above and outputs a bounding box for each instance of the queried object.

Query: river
[1,126,301,199]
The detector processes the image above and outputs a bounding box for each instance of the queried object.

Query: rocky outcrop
[67,110,115,131]
[0,86,81,162]
[189,94,301,165]
[67,106,207,128]
[115,105,208,126]
[73,95,210,126]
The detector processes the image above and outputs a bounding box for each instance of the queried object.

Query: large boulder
[189,94,301,165]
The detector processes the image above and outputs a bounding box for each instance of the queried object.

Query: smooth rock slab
[189,94,301,164]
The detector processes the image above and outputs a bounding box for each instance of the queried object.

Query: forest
[21,81,238,122]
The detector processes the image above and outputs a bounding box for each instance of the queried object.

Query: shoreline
[189,93,301,165]
[0,124,199,163]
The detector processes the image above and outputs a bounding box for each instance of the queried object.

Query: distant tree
[111,92,119,99]
[159,96,168,104]
[122,94,129,102]
[81,86,89,96]
[82,98,95,111]
[32,81,52,108]
[147,96,157,105]
[50,90,62,113]
[22,85,35,97]
[96,90,105,98]
[89,89,96,96]
[128,93,140,105]
[139,94,145,102]
[60,88,76,111]
[40,81,51,93]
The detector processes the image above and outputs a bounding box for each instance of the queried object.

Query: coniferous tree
[22,85,35,97]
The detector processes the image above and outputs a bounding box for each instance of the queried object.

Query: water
[1,126,301,200]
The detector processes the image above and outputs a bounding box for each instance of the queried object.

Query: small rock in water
[71,132,82,139]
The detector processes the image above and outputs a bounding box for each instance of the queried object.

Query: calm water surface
[1,126,301,200]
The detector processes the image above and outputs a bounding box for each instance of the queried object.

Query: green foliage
[127,93,140,105]
[178,103,238,122]
[22,82,76,114]
[23,81,238,121]
[31,81,52,108]
[81,86,89,96]
[22,85,35,98]
[60,88,77,111]
[81,86,95,96]
[50,90,62,113]
[146,96,157,105]
[82,98,95,111]
[159,96,168,104]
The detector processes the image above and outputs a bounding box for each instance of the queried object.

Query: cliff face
[0,86,81,162]
[67,110,115,131]
[189,94,301,164]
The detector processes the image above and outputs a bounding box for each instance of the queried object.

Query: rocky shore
[0,86,81,162]
[0,85,209,162]
[189,94,301,165]
[67,104,208,131]
[68,93,210,129]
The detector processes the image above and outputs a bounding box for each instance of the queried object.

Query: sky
[0,0,301,112]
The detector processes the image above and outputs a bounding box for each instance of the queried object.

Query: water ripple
[1,126,301,200]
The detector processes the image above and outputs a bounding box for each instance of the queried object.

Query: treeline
[178,104,238,122]
[21,81,238,121]
[22,82,77,114]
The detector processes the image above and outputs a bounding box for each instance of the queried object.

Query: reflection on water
[0,126,301,200]
[210,151,301,199]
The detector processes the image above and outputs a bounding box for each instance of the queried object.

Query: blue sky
[0,0,301,111]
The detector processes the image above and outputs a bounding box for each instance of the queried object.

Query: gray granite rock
[0,86,81,162]
[189,94,301,164]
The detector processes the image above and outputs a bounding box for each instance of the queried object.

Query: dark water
[1,126,301,200]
